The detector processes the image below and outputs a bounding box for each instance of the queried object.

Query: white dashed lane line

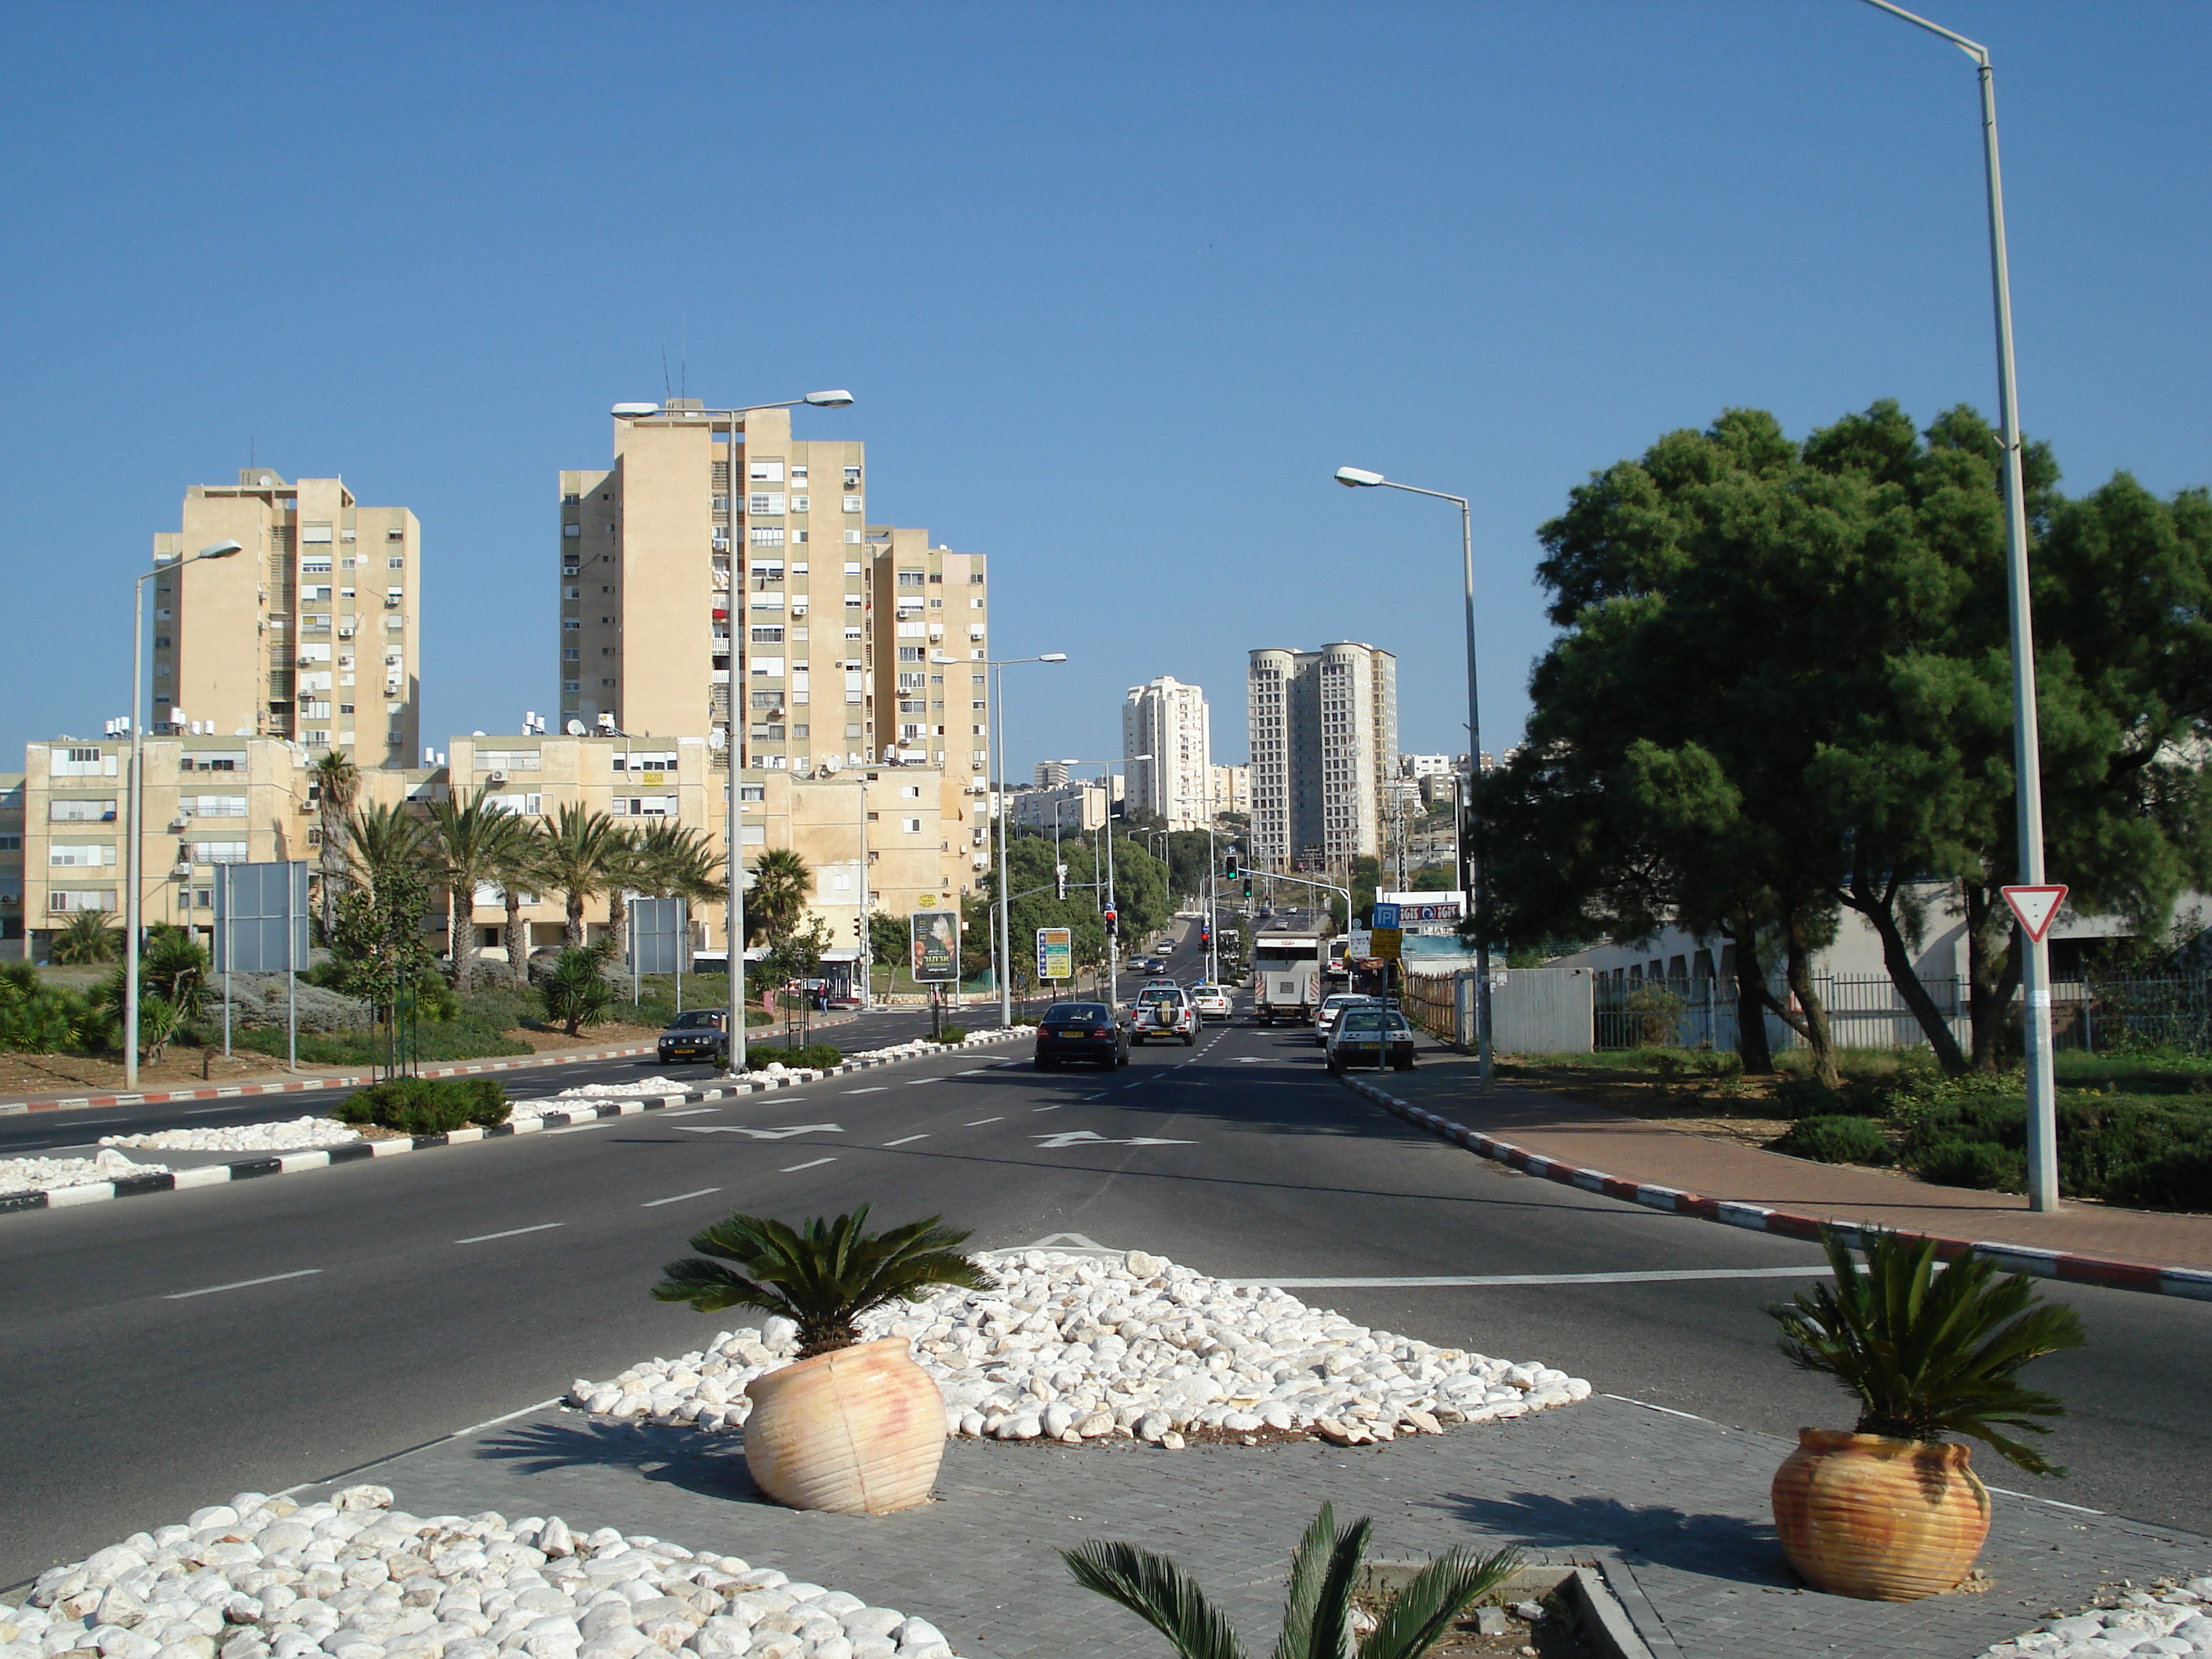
[660,1108,721,1118]
[964,1117,1002,1125]
[164,1269,323,1300]
[781,1157,837,1173]
[455,1223,564,1245]
[641,1187,722,1208]
[844,1087,888,1094]
[883,1134,928,1146]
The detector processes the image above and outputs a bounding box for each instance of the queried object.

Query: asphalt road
[4,982,2205,1590]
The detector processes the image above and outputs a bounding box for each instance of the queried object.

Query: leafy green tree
[140,923,211,1020]
[49,909,122,966]
[867,912,907,969]
[329,859,436,1028]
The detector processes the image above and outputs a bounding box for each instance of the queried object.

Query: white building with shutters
[1121,676,1211,831]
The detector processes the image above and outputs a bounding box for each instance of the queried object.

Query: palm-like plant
[141,925,212,1020]
[1064,1504,1519,1659]
[349,801,431,886]
[50,909,122,966]
[747,847,812,945]
[652,1205,991,1359]
[490,818,552,990]
[1771,1228,2087,1475]
[543,804,624,950]
[310,750,361,935]
[426,783,528,987]
[539,945,616,1035]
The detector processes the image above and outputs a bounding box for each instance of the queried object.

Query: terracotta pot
[1771,1427,1990,1601]
[742,1336,946,1516]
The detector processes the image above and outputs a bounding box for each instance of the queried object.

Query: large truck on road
[1252,912,1329,1025]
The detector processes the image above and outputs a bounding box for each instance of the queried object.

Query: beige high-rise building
[153,471,421,761]
[1247,642,1398,870]
[558,401,990,817]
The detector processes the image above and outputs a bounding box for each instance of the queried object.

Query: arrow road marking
[1033,1130,1196,1149]
[678,1123,845,1139]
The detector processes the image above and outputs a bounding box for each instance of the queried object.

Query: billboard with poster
[909,909,961,983]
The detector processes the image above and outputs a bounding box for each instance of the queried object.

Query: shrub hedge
[1769,1115,1894,1166]
[333,1076,511,1135]
[744,1044,842,1071]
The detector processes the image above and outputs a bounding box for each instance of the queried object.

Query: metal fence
[1401,965,1594,1055]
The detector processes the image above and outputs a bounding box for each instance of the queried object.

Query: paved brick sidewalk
[1368,1046,2212,1274]
[297,1396,2206,1659]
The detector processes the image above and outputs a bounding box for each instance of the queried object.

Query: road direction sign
[1036,926,1072,981]
[2002,884,2069,944]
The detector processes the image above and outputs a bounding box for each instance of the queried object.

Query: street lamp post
[1855,0,2059,1209]
[613,393,853,1081]
[1334,466,1492,1094]
[988,652,1069,1028]
[125,539,243,1087]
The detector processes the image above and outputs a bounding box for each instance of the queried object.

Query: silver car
[1312,992,1367,1046]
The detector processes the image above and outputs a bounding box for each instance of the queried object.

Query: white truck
[1252,915,1327,1026]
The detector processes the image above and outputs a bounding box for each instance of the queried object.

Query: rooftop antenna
[662,346,673,403]
[679,315,688,400]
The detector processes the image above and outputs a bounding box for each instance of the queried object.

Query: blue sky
[3,1,2206,777]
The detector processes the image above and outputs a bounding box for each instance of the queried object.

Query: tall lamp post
[1333,467,1492,1094]
[613,392,854,1080]
[125,539,243,1087]
[988,652,1069,1027]
[1853,1,2058,1209]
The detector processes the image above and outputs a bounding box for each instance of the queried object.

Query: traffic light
[1242,873,1253,899]
[1102,904,1118,938]
[1200,925,1212,947]
[1055,863,1068,901]
[853,917,863,941]
[1224,850,1239,878]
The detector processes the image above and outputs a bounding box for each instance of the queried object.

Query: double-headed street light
[125,539,243,1087]
[612,393,853,1079]
[1334,466,1492,1094]
[989,652,1069,1027]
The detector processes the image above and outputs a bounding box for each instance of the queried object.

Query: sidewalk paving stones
[297,1394,2206,1659]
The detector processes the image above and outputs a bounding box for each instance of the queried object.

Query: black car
[657,1007,729,1065]
[1034,1000,1129,1069]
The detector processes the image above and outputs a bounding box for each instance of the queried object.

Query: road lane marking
[660,1107,721,1118]
[883,1134,928,1146]
[1220,1266,1835,1289]
[844,1087,889,1094]
[165,1269,323,1300]
[1034,1130,1195,1149]
[964,1117,1002,1125]
[1032,1105,1064,1112]
[903,1077,939,1086]
[184,1105,245,1115]
[679,1123,843,1139]
[642,1188,722,1207]
[543,1121,615,1135]
[456,1223,565,1244]
[781,1157,837,1172]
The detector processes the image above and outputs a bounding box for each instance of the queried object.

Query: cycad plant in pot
[1767,1228,2086,1601]
[653,1205,988,1516]
[1064,1503,1519,1659]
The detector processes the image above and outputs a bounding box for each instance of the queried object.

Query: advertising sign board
[910,909,961,983]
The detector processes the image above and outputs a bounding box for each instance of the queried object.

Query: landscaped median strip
[0,1029,1029,1216]
[1335,1073,2212,1304]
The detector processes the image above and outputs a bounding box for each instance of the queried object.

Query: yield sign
[2002,885,2069,945]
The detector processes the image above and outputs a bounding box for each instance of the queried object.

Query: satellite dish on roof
[566,719,586,736]
[819,755,841,775]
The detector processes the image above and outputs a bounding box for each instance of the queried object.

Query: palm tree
[349,801,430,887]
[310,750,361,935]
[626,822,726,971]
[1064,1505,1519,1659]
[50,909,122,966]
[652,1206,989,1359]
[541,945,616,1036]
[489,817,552,990]
[424,783,528,988]
[747,847,812,945]
[542,804,624,950]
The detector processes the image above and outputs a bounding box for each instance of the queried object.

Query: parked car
[1035,1001,1129,1069]
[1326,1007,1417,1073]
[1190,983,1232,1022]
[657,1007,728,1066]
[1312,992,1368,1046]
[1132,982,1197,1046]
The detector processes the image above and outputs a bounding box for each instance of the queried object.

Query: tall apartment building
[1209,763,1251,819]
[559,405,991,780]
[1120,676,1210,830]
[1034,761,1071,788]
[1246,642,1398,870]
[153,471,421,760]
[866,526,992,772]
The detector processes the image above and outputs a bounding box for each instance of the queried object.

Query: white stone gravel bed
[570,1248,1590,1449]
[101,1118,364,1154]
[1978,1578,2212,1658]
[0,1484,964,1659]
[0,1148,171,1197]
[527,1033,1019,1118]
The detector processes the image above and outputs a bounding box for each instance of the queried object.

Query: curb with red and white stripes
[0,1028,1027,1216]
[1338,1074,2212,1303]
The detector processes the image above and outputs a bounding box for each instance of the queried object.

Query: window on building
[843,466,860,487]
[789,497,809,513]
[902,818,922,834]
[50,799,117,822]
[389,557,405,569]
[748,459,785,483]
[750,527,786,547]
[49,844,117,867]
[193,842,249,865]
[749,493,786,516]
[750,626,785,644]
[896,570,925,588]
